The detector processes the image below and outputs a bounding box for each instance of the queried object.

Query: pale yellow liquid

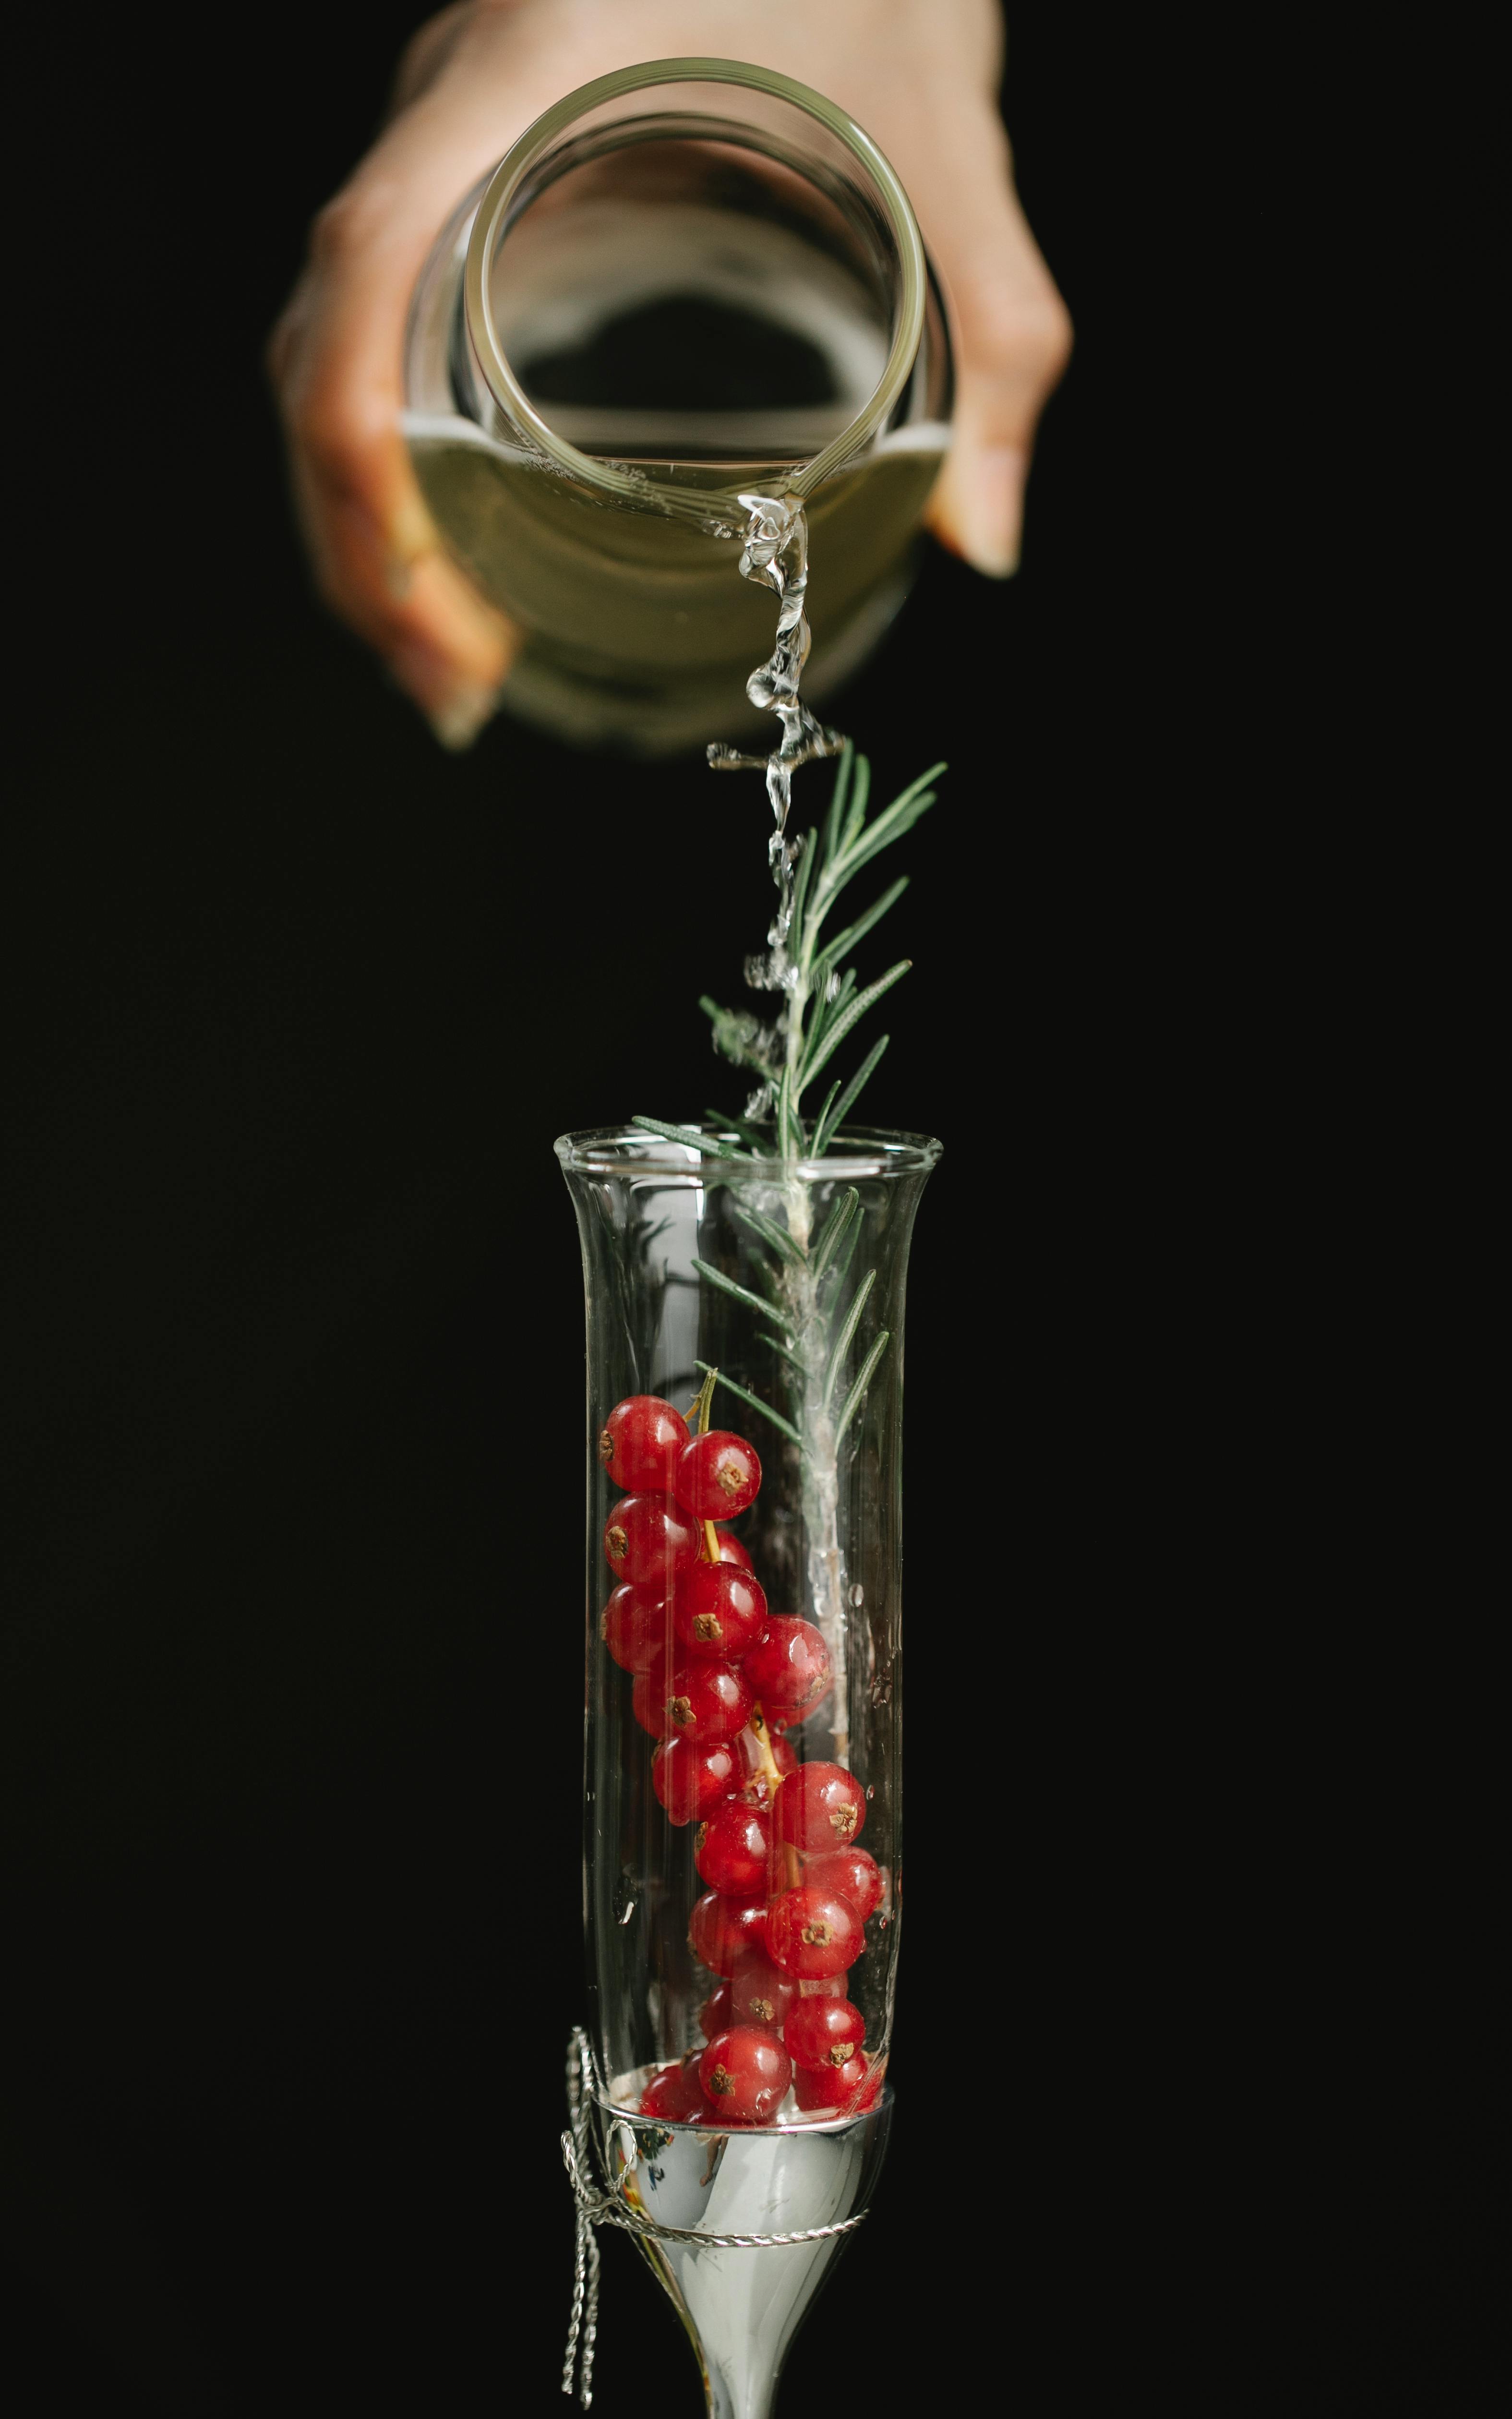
[409,436,943,753]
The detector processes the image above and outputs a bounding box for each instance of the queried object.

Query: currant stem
[702,1518,721,1565]
[747,1706,802,1888]
[746,1703,784,1790]
[689,1365,719,1438]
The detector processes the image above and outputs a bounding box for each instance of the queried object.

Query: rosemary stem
[780,1233,850,1771]
[777,813,849,1763]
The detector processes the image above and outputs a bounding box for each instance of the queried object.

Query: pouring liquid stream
[708,493,844,1011]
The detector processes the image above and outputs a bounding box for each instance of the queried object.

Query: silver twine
[560,2027,867,2407]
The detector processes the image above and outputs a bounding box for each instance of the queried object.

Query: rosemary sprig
[818,1197,864,1301]
[632,749,940,1542]
[730,1199,804,1267]
[630,1114,750,1161]
[644,746,942,1164]
[705,1106,770,1153]
[799,960,911,1093]
[695,1360,804,1447]
[813,1038,889,1159]
[757,1328,806,1371]
[690,1254,794,1335]
[815,876,910,978]
[810,1186,859,1277]
[822,1267,877,1410]
[833,1330,891,1448]
[822,741,854,866]
[808,1080,842,1155]
[629,742,941,1777]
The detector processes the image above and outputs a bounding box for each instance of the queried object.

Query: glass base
[595,2075,892,2419]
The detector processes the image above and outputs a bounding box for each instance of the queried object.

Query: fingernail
[384,495,440,596]
[426,685,500,752]
[389,492,437,566]
[960,445,1026,578]
[388,638,501,749]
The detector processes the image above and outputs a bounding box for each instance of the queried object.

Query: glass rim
[554,1121,942,1180]
[463,56,928,521]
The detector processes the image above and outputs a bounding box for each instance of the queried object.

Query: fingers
[269,0,1071,750]
[907,100,1072,577]
[269,105,522,748]
[387,2,473,119]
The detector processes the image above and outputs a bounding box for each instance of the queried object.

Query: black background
[1,8,1411,2413]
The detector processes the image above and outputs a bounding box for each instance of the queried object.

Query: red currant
[674,1562,768,1661]
[603,1494,700,1587]
[695,1802,772,1896]
[716,1530,753,1569]
[802,1847,883,1923]
[729,1954,796,2029]
[783,1996,865,2073]
[600,1579,674,1673]
[854,2058,884,2112]
[640,2056,714,2121]
[675,1431,762,1521]
[743,1617,832,1716]
[792,2051,881,2116]
[632,1652,752,1742]
[773,1761,866,1853]
[689,1889,769,1975]
[698,2026,791,2124]
[651,1733,744,1826]
[699,1981,733,2041]
[599,1396,691,1493]
[764,1884,862,1980]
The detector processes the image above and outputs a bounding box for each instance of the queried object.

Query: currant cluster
[598,1390,885,2129]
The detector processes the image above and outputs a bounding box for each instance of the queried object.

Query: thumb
[919,112,1072,577]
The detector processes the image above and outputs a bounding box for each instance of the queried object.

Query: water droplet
[850,1584,865,1608]
[865,1783,876,1800]
[877,1914,889,1930]
[618,1900,636,1927]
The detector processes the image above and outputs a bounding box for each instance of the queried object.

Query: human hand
[270,0,1071,748]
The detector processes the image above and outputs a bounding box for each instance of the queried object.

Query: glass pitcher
[404,58,953,756]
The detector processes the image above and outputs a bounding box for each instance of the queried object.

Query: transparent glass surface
[557,1123,938,2129]
[406,60,953,752]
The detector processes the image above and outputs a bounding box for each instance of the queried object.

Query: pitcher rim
[463,56,929,522]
